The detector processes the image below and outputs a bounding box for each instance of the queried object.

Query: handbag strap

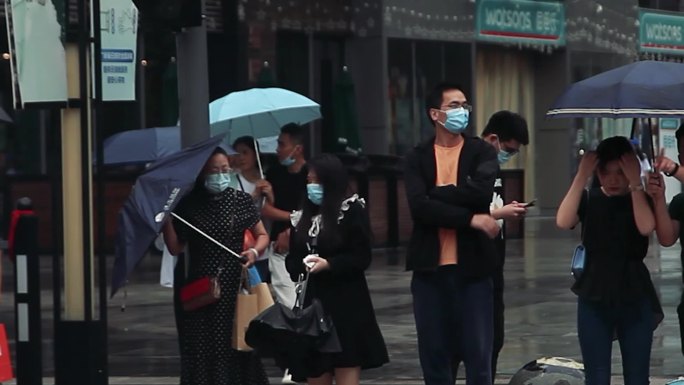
[294,270,310,310]
[580,189,589,242]
[295,234,318,310]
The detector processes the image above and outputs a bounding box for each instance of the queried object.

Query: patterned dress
[173,187,269,385]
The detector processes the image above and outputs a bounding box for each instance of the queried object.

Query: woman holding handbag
[162,146,271,385]
[556,136,661,385]
[285,154,389,385]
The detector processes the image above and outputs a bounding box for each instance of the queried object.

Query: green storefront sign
[476,0,565,46]
[639,10,684,56]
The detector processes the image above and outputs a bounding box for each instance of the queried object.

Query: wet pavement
[0,216,683,384]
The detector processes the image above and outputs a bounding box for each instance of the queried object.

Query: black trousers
[678,292,684,357]
[452,264,504,382]
[453,236,505,383]
[414,266,494,385]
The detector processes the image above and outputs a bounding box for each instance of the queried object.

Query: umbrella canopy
[104,126,276,166]
[110,134,226,296]
[547,60,684,119]
[327,67,362,154]
[209,87,321,142]
[104,126,179,165]
[0,106,12,123]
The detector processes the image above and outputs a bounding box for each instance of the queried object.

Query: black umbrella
[110,134,226,296]
[245,272,341,379]
[0,107,11,123]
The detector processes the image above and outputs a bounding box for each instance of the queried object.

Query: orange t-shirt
[434,142,463,265]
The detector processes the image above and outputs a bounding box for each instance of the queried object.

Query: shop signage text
[476,0,565,46]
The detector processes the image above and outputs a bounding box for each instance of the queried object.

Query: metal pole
[92,0,110,381]
[54,0,106,382]
[176,0,210,148]
[13,201,42,385]
[77,0,93,325]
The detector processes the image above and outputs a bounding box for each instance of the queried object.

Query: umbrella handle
[170,212,243,260]
[253,137,265,179]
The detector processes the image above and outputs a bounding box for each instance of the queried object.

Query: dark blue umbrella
[547,60,684,119]
[103,126,277,166]
[104,126,179,165]
[110,134,226,296]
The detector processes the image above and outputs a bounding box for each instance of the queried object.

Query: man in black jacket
[452,111,530,382]
[404,82,500,385]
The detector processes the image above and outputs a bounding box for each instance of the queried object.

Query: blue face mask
[441,107,469,134]
[226,171,242,190]
[498,150,513,165]
[279,146,298,167]
[280,157,295,167]
[307,183,324,205]
[205,172,232,194]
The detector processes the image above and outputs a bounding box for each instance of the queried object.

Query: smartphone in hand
[523,198,537,208]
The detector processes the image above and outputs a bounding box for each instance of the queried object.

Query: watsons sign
[476,0,565,46]
[639,10,684,56]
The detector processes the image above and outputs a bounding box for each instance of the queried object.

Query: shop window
[415,41,444,143]
[387,39,415,155]
[387,38,472,155]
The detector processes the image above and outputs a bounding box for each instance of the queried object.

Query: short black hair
[596,136,633,171]
[232,135,259,153]
[482,110,529,145]
[280,123,305,146]
[676,123,684,152]
[425,82,466,123]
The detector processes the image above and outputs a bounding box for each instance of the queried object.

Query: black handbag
[245,272,342,380]
[245,270,340,353]
[571,191,588,280]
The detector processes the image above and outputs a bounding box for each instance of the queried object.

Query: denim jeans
[412,265,493,385]
[577,297,653,385]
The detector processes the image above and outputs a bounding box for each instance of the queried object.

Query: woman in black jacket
[285,154,388,385]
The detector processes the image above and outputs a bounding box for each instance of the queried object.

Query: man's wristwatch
[665,163,680,177]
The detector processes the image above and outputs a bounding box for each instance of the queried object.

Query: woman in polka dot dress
[163,147,271,385]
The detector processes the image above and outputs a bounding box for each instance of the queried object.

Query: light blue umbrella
[209,87,321,142]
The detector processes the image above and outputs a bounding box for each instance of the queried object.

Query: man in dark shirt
[648,124,684,357]
[262,123,308,311]
[453,111,530,382]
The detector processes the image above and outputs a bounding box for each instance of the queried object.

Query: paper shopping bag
[232,271,259,352]
[0,324,14,381]
[250,282,274,313]
[232,289,259,351]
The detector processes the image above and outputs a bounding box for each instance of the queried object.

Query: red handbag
[0,324,13,381]
[244,229,256,249]
[180,276,221,311]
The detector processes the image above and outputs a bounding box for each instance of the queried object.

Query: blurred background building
[0,0,683,249]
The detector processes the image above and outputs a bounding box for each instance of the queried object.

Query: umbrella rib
[170,212,243,259]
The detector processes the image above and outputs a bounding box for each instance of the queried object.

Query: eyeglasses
[440,102,472,112]
[500,145,519,155]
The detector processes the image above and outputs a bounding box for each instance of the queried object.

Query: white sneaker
[281,368,296,384]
